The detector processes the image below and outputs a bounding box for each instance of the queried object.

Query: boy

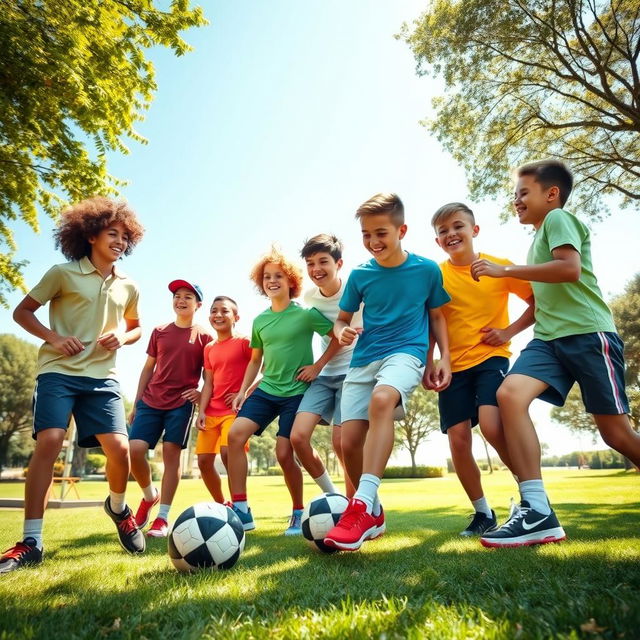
[227,248,335,534]
[290,234,363,498]
[471,159,640,547]
[128,280,211,537]
[196,296,251,503]
[1,196,145,574]
[430,202,535,536]
[324,193,451,551]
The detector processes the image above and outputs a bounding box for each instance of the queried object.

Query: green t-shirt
[528,208,615,340]
[251,302,334,397]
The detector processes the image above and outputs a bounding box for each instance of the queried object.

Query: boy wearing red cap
[128,280,213,537]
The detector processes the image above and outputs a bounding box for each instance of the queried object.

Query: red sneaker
[146,517,168,538]
[134,493,159,528]
[369,504,386,540]
[323,498,378,551]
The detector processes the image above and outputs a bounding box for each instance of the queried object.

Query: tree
[401,0,640,218]
[0,334,38,473]
[0,0,207,306]
[311,425,339,475]
[610,273,640,384]
[247,425,277,474]
[394,386,440,474]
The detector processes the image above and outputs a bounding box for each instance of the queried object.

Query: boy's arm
[334,310,359,345]
[471,245,581,283]
[232,348,263,412]
[128,355,156,424]
[425,307,451,392]
[297,334,342,382]
[97,317,142,351]
[197,369,214,430]
[13,295,85,356]
[480,295,535,346]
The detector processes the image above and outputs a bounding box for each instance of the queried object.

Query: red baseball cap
[168,280,203,302]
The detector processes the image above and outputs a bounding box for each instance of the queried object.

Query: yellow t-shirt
[440,253,532,373]
[29,256,140,379]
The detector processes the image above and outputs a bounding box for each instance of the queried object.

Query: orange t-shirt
[440,254,533,373]
[203,336,252,416]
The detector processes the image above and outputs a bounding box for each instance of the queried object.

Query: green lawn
[1,469,638,639]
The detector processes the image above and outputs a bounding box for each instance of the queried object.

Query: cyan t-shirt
[251,302,333,397]
[528,208,615,340]
[339,252,450,367]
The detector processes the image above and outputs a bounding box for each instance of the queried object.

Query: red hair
[250,247,303,299]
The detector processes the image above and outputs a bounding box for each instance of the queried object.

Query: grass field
[1,468,638,639]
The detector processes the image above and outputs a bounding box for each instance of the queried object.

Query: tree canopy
[0,0,206,306]
[402,0,640,218]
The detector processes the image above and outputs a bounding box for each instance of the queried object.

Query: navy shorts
[237,388,304,439]
[509,332,629,414]
[32,372,127,448]
[438,357,509,432]
[129,399,194,449]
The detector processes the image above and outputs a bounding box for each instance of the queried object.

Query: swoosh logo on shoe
[522,516,549,531]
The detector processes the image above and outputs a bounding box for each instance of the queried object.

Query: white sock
[233,500,249,513]
[313,470,336,494]
[142,484,157,502]
[472,496,492,518]
[23,519,44,550]
[519,479,551,515]
[109,491,126,514]
[157,504,170,521]
[372,495,382,517]
[353,473,381,514]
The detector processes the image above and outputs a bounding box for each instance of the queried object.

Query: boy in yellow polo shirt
[429,202,534,536]
[1,197,145,574]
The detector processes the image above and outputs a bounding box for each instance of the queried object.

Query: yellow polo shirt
[440,254,533,373]
[29,256,140,379]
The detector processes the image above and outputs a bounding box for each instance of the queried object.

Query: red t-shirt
[142,323,213,410]
[203,336,252,416]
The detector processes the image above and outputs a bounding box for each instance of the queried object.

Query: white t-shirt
[304,280,363,376]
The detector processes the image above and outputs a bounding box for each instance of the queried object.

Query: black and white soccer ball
[168,502,245,571]
[301,492,349,553]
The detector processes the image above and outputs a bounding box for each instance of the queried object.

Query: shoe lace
[337,502,368,529]
[2,541,33,560]
[288,513,302,528]
[117,514,139,535]
[501,506,530,532]
[467,512,488,529]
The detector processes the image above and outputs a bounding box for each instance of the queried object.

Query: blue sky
[2,1,639,460]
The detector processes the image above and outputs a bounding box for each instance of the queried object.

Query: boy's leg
[198,453,225,503]
[593,414,640,468]
[340,419,368,491]
[477,405,514,473]
[276,435,305,534]
[196,416,225,502]
[332,425,355,498]
[290,412,336,493]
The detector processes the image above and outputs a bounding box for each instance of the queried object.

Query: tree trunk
[71,444,87,477]
[479,433,493,474]
[410,449,417,476]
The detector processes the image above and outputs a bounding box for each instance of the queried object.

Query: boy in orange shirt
[430,202,535,536]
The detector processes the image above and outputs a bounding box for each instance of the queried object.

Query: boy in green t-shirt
[470,159,640,548]
[227,248,336,534]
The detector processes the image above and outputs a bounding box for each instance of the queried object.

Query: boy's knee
[496,380,520,408]
[369,388,398,416]
[448,428,471,453]
[228,430,247,449]
[129,439,148,460]
[289,429,308,452]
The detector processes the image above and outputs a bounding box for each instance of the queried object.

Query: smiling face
[209,299,238,336]
[304,251,342,293]
[434,211,479,263]
[88,222,129,265]
[360,214,407,267]
[514,174,560,229]
[172,287,201,318]
[262,262,292,302]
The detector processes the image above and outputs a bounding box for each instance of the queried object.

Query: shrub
[383,466,443,479]
[85,453,106,474]
[149,462,162,481]
[266,466,283,476]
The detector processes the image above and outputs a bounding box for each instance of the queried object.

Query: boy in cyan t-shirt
[471,159,640,548]
[324,193,451,552]
[227,248,334,534]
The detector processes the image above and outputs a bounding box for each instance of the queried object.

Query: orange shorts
[195,414,249,455]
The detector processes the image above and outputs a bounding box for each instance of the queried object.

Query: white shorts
[340,353,425,423]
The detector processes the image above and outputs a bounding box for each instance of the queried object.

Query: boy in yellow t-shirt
[429,202,535,536]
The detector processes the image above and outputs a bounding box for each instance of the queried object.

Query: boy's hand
[480,326,509,346]
[338,326,361,346]
[296,363,320,382]
[422,362,437,390]
[470,258,506,282]
[50,334,85,356]
[197,412,206,431]
[427,358,451,392]
[224,391,239,408]
[181,388,201,404]
[127,405,137,425]
[96,331,124,350]
[232,392,246,413]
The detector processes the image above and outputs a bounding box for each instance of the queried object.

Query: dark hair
[355,193,404,226]
[212,295,239,313]
[300,233,343,261]
[431,202,475,228]
[517,160,573,206]
[54,196,144,261]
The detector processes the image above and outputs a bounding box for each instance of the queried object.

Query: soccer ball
[301,492,349,553]
[168,502,245,571]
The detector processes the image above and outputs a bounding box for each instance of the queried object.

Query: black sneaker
[104,498,145,554]
[460,510,498,537]
[0,537,43,574]
[480,501,566,548]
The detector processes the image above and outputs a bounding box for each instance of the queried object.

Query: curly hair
[53,196,145,261]
[249,247,303,299]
